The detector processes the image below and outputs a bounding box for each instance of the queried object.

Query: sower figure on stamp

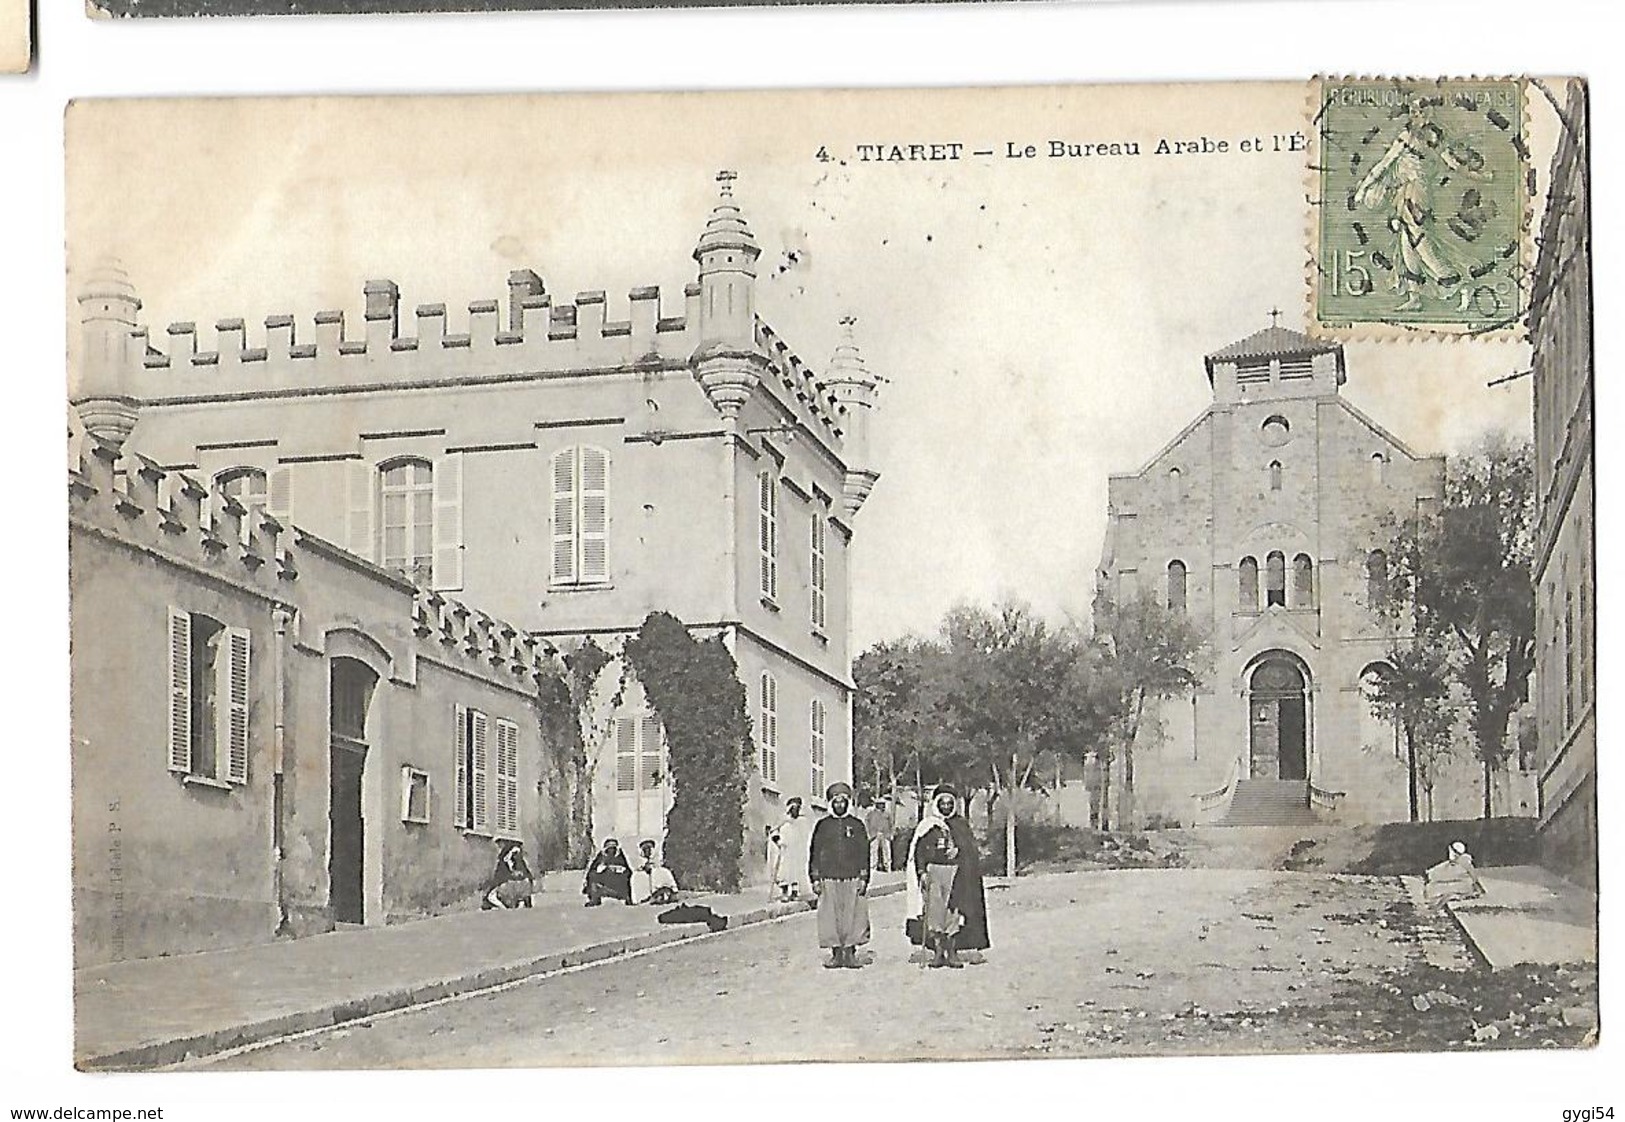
[809,782,871,969]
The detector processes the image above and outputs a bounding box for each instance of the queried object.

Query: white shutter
[615,717,636,793]
[347,460,375,561]
[639,714,662,791]
[550,448,577,585]
[432,453,465,591]
[223,626,251,784]
[811,699,826,797]
[471,709,490,833]
[268,466,292,522]
[167,608,192,774]
[811,515,827,630]
[769,479,779,601]
[764,673,778,783]
[579,447,609,584]
[495,720,519,836]
[453,704,469,828]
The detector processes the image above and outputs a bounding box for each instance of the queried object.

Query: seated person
[631,839,680,905]
[481,839,535,910]
[1424,840,1485,907]
[583,837,633,906]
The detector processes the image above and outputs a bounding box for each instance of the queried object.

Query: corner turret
[824,316,882,517]
[691,171,767,418]
[72,261,143,451]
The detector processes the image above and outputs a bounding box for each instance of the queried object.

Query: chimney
[508,270,545,333]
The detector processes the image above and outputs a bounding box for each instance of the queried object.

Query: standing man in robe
[906,785,990,967]
[774,796,815,904]
[864,797,892,873]
[809,782,871,969]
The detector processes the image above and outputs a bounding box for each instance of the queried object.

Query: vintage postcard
[1,0,29,73]
[65,80,1594,1072]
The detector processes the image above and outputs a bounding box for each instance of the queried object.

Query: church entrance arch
[1247,654,1308,781]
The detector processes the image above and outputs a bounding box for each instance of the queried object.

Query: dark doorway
[1249,657,1308,781]
[329,658,377,926]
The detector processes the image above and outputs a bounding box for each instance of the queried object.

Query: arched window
[1266,551,1286,608]
[1167,559,1188,615]
[1370,452,1388,485]
[379,458,434,586]
[1366,549,1389,608]
[1238,556,1259,612]
[216,467,268,519]
[1292,553,1314,608]
[1168,466,1182,489]
[1269,460,1283,492]
[551,445,610,586]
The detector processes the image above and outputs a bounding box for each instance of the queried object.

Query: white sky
[67,81,1556,651]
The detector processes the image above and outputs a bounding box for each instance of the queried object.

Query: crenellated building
[1095,321,1534,827]
[69,431,564,964]
[69,173,883,933]
[1530,85,1595,888]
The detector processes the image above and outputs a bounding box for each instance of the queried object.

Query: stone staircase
[1223,779,1318,827]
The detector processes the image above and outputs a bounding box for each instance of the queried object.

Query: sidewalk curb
[78,881,904,1072]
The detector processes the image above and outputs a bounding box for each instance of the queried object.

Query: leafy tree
[935,601,1093,875]
[1361,643,1457,822]
[1374,434,1535,818]
[622,612,755,891]
[853,638,962,811]
[1091,589,1211,830]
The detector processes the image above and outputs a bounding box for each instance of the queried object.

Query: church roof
[1204,323,1345,385]
[1207,324,1339,363]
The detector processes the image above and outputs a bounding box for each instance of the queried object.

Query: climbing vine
[623,612,754,892]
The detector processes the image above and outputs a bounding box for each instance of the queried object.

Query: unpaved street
[189,868,1593,1070]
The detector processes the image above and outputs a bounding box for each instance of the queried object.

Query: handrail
[1195,753,1243,807]
[1308,782,1345,812]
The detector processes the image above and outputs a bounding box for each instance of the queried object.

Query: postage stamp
[1311,78,1530,336]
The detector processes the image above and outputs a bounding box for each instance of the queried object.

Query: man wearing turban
[808,782,871,968]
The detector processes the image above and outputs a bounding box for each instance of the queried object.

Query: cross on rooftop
[1268,307,1282,327]
[716,170,737,197]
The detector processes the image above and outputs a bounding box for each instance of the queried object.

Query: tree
[935,601,1090,876]
[1375,434,1536,818]
[853,638,962,813]
[622,612,755,891]
[1361,643,1457,822]
[1091,589,1211,830]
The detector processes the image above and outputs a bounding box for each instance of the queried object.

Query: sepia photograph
[64,78,1595,1073]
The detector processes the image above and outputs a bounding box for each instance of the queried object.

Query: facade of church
[69,176,880,961]
[1095,323,1531,827]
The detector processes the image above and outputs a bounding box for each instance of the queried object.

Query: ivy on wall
[532,667,587,872]
[623,612,754,892]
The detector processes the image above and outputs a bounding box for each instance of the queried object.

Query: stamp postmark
[1311,78,1530,337]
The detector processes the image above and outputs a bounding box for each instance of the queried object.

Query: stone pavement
[1444,865,1597,968]
[75,871,904,1071]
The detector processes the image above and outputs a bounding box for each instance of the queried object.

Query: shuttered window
[810,699,826,797]
[166,608,251,785]
[551,446,611,586]
[216,468,267,542]
[454,704,510,834]
[616,714,665,794]
[759,471,778,602]
[759,671,778,783]
[810,513,827,631]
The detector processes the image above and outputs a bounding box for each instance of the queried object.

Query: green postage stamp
[1312,78,1529,335]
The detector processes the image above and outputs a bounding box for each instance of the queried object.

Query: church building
[1096,321,1454,826]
